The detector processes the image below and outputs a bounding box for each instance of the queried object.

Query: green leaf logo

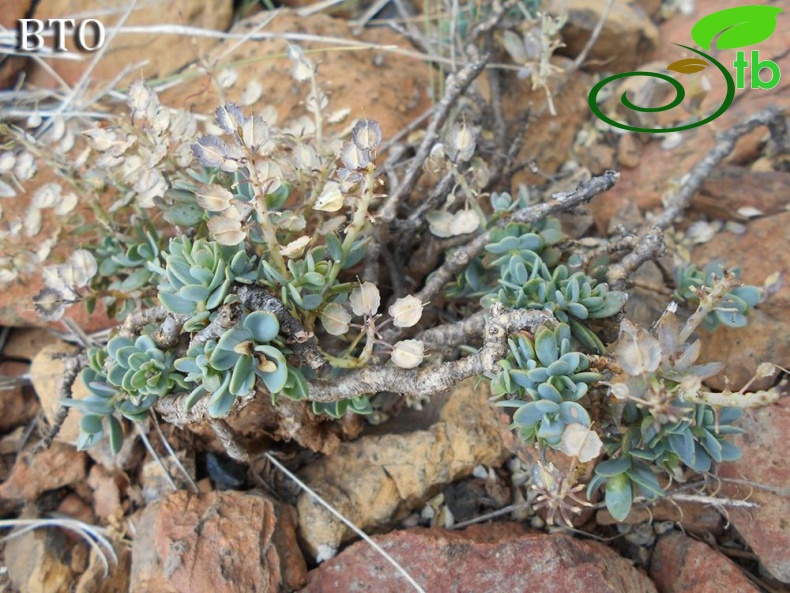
[691,5,783,50]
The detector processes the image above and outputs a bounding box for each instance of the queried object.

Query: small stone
[130,490,305,593]
[75,547,131,593]
[617,134,642,169]
[552,0,659,71]
[596,498,723,536]
[139,451,196,504]
[650,531,760,593]
[302,523,657,593]
[2,328,60,360]
[0,442,87,500]
[56,493,96,525]
[87,465,124,520]
[579,144,615,173]
[296,379,507,558]
[5,521,90,593]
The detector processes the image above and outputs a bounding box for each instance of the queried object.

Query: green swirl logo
[588,5,783,134]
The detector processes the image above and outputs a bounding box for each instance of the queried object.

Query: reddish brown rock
[0,0,28,87]
[552,0,660,72]
[56,492,96,525]
[301,523,657,593]
[650,531,760,593]
[130,490,305,593]
[159,10,431,148]
[693,167,790,222]
[718,398,790,584]
[5,521,90,593]
[0,442,87,500]
[87,465,124,520]
[502,57,596,187]
[596,498,723,536]
[75,547,131,593]
[2,328,61,360]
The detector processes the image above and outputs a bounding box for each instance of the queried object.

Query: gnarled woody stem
[304,306,555,402]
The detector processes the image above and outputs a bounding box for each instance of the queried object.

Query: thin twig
[189,303,242,349]
[209,418,250,464]
[606,226,666,290]
[665,493,757,508]
[32,352,84,453]
[136,422,178,491]
[379,54,490,223]
[0,518,118,576]
[39,0,138,135]
[652,108,784,230]
[305,305,554,402]
[567,0,615,76]
[449,501,531,530]
[149,411,199,493]
[236,285,327,370]
[419,310,488,350]
[492,0,613,187]
[263,451,427,593]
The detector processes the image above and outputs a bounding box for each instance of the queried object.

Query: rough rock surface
[74,548,132,593]
[296,379,508,558]
[552,0,660,71]
[25,0,234,87]
[650,531,760,593]
[718,398,790,584]
[0,442,87,500]
[160,10,432,148]
[130,489,305,593]
[2,328,61,360]
[300,522,657,593]
[497,57,597,187]
[5,523,89,593]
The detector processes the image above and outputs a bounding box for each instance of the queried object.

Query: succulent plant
[447,218,563,300]
[104,334,187,404]
[491,323,602,447]
[71,348,124,452]
[282,246,333,311]
[174,311,288,417]
[312,395,372,419]
[675,263,761,329]
[72,335,187,453]
[592,311,745,520]
[485,254,627,352]
[446,215,626,353]
[90,228,162,318]
[588,405,743,521]
[153,237,258,331]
